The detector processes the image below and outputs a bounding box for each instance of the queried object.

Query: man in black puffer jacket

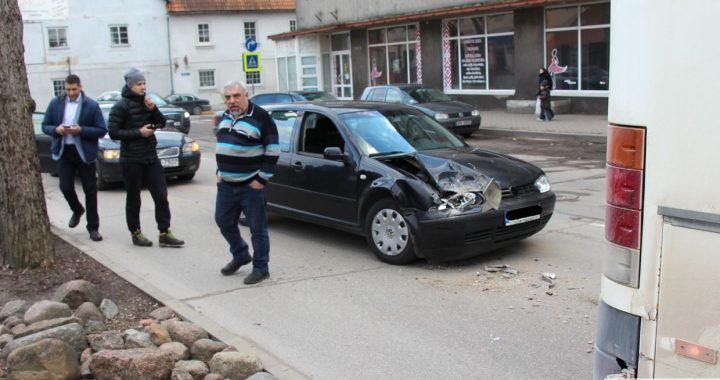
[108,68,185,248]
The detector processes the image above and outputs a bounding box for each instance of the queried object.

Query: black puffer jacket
[108,86,166,164]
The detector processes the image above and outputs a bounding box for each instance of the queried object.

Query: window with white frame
[442,13,515,91]
[367,24,419,85]
[545,2,610,91]
[52,79,65,96]
[276,56,297,91]
[246,71,261,85]
[244,22,256,40]
[290,20,297,32]
[47,27,67,49]
[197,23,210,44]
[198,70,215,88]
[300,56,319,91]
[109,25,129,46]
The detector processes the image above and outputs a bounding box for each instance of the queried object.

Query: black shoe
[132,230,153,247]
[221,256,252,276]
[159,229,184,248]
[89,230,103,242]
[68,211,84,228]
[243,271,269,285]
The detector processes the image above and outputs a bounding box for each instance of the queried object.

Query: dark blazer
[41,91,107,163]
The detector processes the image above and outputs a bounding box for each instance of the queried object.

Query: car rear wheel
[191,106,202,115]
[365,199,416,265]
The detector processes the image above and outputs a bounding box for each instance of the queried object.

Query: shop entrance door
[331,52,353,100]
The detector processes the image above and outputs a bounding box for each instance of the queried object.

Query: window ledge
[199,86,216,90]
[48,47,70,50]
[196,43,215,48]
[110,44,130,48]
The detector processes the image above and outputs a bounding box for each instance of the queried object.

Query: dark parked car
[33,104,201,189]
[257,102,554,264]
[250,91,337,106]
[96,91,191,134]
[360,84,481,137]
[165,93,211,115]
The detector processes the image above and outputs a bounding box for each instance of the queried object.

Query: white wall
[168,12,296,106]
[22,0,171,110]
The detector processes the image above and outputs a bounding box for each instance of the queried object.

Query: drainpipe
[166,10,175,95]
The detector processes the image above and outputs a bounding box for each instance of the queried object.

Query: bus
[594,1,720,378]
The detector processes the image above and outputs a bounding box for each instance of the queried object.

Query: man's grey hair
[223,80,247,93]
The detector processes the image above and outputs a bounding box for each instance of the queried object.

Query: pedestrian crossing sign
[243,52,261,73]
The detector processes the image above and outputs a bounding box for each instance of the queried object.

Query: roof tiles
[167,0,295,13]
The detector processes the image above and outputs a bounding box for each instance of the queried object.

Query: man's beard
[230,108,244,118]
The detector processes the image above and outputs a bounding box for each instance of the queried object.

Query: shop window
[277,56,297,90]
[47,27,67,49]
[301,56,319,91]
[442,13,515,91]
[367,24,420,85]
[545,3,610,91]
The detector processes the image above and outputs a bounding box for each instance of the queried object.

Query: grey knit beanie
[124,67,145,88]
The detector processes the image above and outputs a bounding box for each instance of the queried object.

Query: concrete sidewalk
[478,110,608,143]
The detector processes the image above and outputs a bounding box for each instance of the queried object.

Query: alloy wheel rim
[371,208,409,256]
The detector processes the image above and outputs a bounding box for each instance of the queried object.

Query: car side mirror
[323,147,349,163]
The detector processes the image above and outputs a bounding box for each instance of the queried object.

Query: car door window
[369,88,387,102]
[299,113,345,155]
[269,110,298,152]
[386,89,403,103]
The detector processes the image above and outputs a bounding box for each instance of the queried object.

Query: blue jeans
[215,181,269,273]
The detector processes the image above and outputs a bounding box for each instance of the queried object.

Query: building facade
[271,0,610,113]
[21,0,172,110]
[166,0,296,105]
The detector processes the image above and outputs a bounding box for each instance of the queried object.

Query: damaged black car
[263,102,555,264]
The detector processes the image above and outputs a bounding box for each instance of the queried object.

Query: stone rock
[87,331,124,352]
[162,320,208,348]
[6,338,80,380]
[81,356,93,379]
[89,348,174,380]
[203,374,224,380]
[11,324,27,336]
[222,346,239,352]
[124,328,156,349]
[74,302,104,324]
[84,320,106,334]
[0,334,13,349]
[80,347,93,362]
[150,306,175,321]
[148,322,172,346]
[140,318,157,327]
[14,317,80,339]
[52,279,103,309]
[0,300,27,322]
[191,338,228,363]
[209,352,263,380]
[23,300,72,325]
[173,360,209,380]
[3,315,23,329]
[99,299,119,319]
[172,370,194,380]
[0,324,9,335]
[159,341,190,361]
[247,372,279,380]
[1,322,86,359]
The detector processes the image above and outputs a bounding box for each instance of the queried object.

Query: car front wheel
[96,166,111,190]
[191,106,202,115]
[365,199,417,265]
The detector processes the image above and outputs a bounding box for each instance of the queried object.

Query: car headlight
[102,149,120,161]
[435,112,449,121]
[534,175,551,193]
[471,109,481,116]
[182,138,199,153]
[183,111,190,119]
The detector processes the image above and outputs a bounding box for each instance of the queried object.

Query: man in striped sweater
[215,80,280,285]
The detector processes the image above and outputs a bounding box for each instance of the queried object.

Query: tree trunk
[0,1,54,268]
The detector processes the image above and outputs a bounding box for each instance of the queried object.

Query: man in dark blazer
[42,74,107,241]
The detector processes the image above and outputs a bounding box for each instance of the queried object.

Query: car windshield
[146,92,168,106]
[406,87,452,103]
[299,92,337,101]
[341,110,464,156]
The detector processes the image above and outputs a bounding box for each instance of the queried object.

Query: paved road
[44,118,607,379]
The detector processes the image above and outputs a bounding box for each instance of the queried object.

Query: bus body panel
[598,0,720,378]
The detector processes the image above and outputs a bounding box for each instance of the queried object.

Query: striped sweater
[215,102,280,184]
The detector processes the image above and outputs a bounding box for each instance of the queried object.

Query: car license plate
[161,158,179,168]
[456,120,472,126]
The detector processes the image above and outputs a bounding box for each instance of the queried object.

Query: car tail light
[604,124,646,287]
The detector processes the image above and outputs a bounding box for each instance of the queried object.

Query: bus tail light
[604,124,646,287]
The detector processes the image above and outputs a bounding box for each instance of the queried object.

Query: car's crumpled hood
[415,101,475,114]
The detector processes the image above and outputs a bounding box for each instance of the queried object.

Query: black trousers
[58,145,99,231]
[121,160,171,233]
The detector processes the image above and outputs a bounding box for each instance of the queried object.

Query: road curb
[476,128,607,144]
[50,225,311,380]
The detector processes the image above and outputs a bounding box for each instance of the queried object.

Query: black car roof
[366,84,428,90]
[263,101,420,115]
